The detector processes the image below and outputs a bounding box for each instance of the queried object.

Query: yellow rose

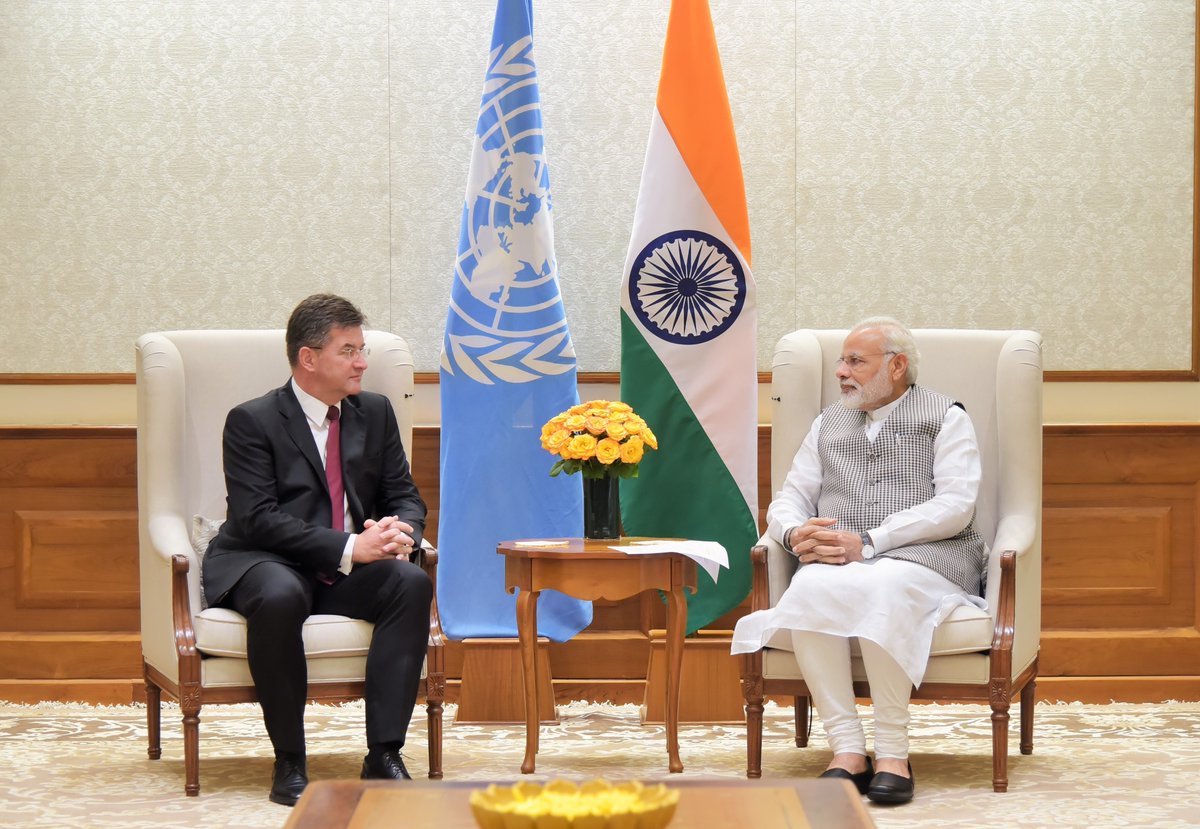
[619,437,644,464]
[605,421,628,441]
[567,433,597,459]
[624,417,644,434]
[607,410,630,422]
[584,416,608,436]
[641,428,658,450]
[596,438,621,465]
[541,417,565,439]
[564,414,587,431]
[585,407,610,419]
[543,429,570,452]
[609,401,632,413]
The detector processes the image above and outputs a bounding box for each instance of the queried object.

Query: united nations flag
[437,0,591,641]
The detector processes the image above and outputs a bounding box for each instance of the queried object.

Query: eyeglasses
[312,345,371,359]
[835,351,895,370]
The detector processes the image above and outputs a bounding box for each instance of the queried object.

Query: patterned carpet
[1,699,1197,828]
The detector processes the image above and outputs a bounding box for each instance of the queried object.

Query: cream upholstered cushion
[193,609,373,659]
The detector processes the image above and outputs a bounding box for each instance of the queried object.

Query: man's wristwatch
[859,532,876,559]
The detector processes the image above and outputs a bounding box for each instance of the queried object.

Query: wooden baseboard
[0,679,144,705]
[454,637,557,724]
[641,630,745,724]
[1032,676,1200,703]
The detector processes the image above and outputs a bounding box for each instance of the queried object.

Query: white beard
[840,361,895,410]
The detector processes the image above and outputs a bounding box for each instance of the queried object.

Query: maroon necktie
[325,405,344,530]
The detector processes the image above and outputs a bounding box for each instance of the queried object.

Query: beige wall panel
[0,0,393,371]
[0,1,1191,375]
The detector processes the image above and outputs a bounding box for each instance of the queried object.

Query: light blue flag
[437,0,591,641]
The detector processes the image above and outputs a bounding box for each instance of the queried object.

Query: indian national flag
[619,0,758,633]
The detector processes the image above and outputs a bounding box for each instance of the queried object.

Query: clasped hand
[788,517,866,565]
[352,515,416,563]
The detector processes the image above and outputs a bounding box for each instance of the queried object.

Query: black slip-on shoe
[818,756,875,795]
[866,761,915,805]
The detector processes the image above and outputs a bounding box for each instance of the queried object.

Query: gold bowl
[469,779,680,829]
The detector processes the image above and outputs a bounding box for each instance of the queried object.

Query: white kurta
[731,391,987,687]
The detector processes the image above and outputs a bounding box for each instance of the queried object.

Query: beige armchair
[135,329,445,796]
[740,329,1042,792]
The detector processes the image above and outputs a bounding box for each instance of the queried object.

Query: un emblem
[627,230,748,344]
[443,36,575,385]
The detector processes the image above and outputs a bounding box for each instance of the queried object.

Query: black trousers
[218,557,433,756]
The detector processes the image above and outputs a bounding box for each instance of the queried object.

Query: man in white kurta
[732,317,987,805]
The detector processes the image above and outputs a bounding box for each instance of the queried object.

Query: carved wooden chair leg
[990,694,1011,793]
[1019,679,1035,755]
[145,676,162,761]
[794,695,810,747]
[182,698,202,797]
[426,697,444,779]
[745,696,764,779]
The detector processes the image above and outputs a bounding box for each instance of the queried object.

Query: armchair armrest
[416,542,445,651]
[169,554,201,687]
[749,544,770,612]
[148,514,195,565]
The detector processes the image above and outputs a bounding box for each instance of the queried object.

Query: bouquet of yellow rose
[540,400,658,480]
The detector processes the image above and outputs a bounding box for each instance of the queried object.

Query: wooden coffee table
[284,779,877,829]
[498,538,697,773]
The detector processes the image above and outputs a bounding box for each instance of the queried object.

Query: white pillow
[190,515,224,609]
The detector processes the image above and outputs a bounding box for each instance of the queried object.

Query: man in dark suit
[203,294,432,806]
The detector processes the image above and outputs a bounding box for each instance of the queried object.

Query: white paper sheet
[609,540,729,583]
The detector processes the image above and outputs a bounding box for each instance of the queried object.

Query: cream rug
[1,699,1197,828]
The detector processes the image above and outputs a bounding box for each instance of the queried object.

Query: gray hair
[850,316,919,383]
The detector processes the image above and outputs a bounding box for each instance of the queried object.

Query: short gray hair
[850,316,919,383]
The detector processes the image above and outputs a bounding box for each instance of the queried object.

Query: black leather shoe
[819,756,875,795]
[361,748,412,780]
[867,761,915,804]
[269,756,308,807]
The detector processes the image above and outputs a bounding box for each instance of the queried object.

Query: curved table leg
[517,588,540,774]
[665,585,686,773]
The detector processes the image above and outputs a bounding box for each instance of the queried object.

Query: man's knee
[374,558,433,606]
[242,568,311,623]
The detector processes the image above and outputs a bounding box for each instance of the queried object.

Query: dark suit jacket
[202,381,426,605]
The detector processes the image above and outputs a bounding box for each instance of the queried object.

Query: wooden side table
[497,538,698,774]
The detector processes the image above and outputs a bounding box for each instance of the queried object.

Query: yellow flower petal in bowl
[469,779,679,829]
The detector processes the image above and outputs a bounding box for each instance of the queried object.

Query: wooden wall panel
[1041,425,1200,697]
[15,510,139,609]
[2,423,1198,704]
[0,429,140,700]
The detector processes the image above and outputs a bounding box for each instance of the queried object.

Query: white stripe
[620,110,758,518]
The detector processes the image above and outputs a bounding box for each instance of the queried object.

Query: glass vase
[582,475,621,540]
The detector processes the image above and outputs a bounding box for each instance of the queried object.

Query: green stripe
[619,312,757,632]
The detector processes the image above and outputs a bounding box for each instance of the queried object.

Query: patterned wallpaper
[0,0,1193,374]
